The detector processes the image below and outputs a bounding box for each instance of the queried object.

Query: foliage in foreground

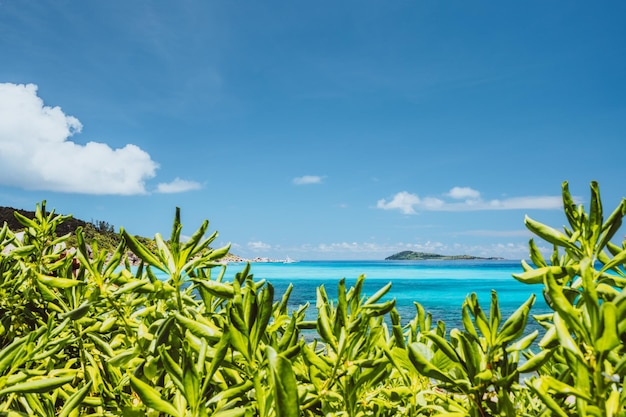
[0,181,624,417]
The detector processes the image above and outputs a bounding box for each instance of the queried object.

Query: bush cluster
[0,182,624,416]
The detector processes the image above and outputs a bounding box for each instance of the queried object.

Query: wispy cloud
[156,178,202,193]
[293,175,324,185]
[0,83,159,195]
[280,240,535,260]
[377,186,566,214]
[454,229,532,237]
[248,241,272,250]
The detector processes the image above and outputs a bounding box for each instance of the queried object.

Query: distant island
[385,251,504,261]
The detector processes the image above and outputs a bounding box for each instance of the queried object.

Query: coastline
[221,253,293,264]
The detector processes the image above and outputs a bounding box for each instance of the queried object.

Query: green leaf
[13,210,38,229]
[174,312,222,341]
[407,342,454,385]
[36,273,84,288]
[518,348,554,374]
[302,344,330,373]
[206,331,230,383]
[513,265,571,284]
[505,330,538,353]
[528,377,570,417]
[0,375,75,395]
[159,347,185,393]
[203,243,231,262]
[169,207,182,255]
[597,198,626,253]
[59,301,92,320]
[206,380,254,406]
[267,346,300,417]
[461,302,478,340]
[58,380,93,417]
[0,333,31,374]
[466,293,491,342]
[425,333,463,368]
[544,272,586,338]
[212,408,248,417]
[191,279,235,298]
[541,375,593,402]
[553,312,585,363]
[453,330,480,379]
[588,181,603,247]
[362,299,396,316]
[316,298,337,350]
[121,227,165,271]
[562,181,580,231]
[489,290,501,339]
[595,302,620,353]
[154,233,175,273]
[251,283,274,349]
[227,316,251,361]
[525,215,580,253]
[130,375,181,417]
[182,352,200,410]
[529,239,548,268]
[600,246,626,274]
[181,219,209,254]
[363,281,393,305]
[496,294,535,346]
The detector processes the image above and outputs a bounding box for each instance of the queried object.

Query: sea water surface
[215,259,549,331]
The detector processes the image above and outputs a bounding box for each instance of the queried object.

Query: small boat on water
[283,256,297,264]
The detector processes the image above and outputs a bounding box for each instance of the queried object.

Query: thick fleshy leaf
[525,215,580,253]
[130,375,181,417]
[267,346,300,417]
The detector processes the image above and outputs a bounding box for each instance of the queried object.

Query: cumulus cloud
[377,187,566,214]
[293,175,324,185]
[447,186,480,200]
[156,178,202,194]
[0,83,159,195]
[376,191,422,214]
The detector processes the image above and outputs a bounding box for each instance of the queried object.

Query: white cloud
[248,241,272,250]
[293,175,324,185]
[484,196,563,210]
[279,240,533,260]
[376,191,421,214]
[455,229,532,237]
[0,82,158,195]
[156,178,202,193]
[447,186,480,200]
[377,188,565,214]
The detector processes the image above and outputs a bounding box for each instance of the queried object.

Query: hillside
[385,251,503,261]
[0,205,152,254]
[0,206,89,236]
[0,205,245,263]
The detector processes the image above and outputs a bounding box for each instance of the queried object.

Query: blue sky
[0,1,624,260]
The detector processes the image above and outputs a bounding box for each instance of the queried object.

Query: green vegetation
[385,251,503,261]
[0,181,624,416]
[0,206,155,255]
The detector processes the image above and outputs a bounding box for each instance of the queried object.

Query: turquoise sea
[214,259,550,333]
